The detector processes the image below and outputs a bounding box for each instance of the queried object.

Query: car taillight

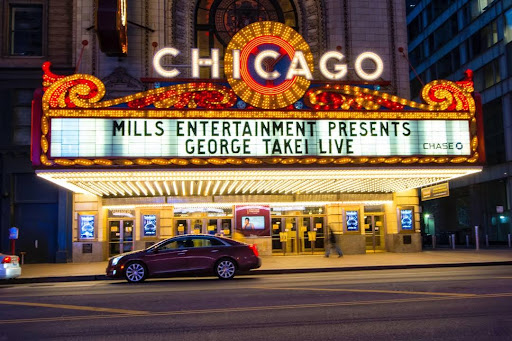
[2,256,11,264]
[248,244,259,257]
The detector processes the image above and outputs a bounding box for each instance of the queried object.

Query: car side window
[157,239,186,251]
[188,237,225,248]
[209,238,225,246]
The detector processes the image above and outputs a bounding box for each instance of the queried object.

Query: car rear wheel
[125,262,147,283]
[215,259,236,280]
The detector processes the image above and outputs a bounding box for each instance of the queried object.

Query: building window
[435,47,460,79]
[468,20,498,59]
[8,4,43,56]
[408,15,423,41]
[431,14,458,52]
[195,0,297,77]
[424,0,456,25]
[505,8,512,43]
[473,58,501,90]
[482,98,505,165]
[409,43,424,66]
[506,42,512,76]
[195,0,297,50]
[470,0,496,19]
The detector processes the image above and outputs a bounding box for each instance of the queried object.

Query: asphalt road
[0,266,511,340]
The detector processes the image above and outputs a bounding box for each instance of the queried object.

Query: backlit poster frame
[343,209,360,233]
[78,213,97,240]
[234,205,271,237]
[397,206,415,233]
[141,212,159,238]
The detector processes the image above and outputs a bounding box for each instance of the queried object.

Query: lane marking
[244,286,477,297]
[0,300,148,315]
[0,292,510,325]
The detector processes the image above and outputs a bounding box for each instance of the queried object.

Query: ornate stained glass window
[195,0,297,58]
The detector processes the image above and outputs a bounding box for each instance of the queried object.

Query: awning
[36,167,482,198]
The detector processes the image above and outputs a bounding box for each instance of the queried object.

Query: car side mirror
[148,248,158,254]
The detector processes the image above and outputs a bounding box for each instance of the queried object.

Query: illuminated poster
[241,216,265,230]
[143,214,157,237]
[79,215,95,239]
[234,205,271,237]
[346,211,359,231]
[400,209,413,230]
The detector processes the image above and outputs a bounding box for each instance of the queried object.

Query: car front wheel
[125,262,147,283]
[215,259,236,280]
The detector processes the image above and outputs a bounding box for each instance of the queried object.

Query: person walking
[325,227,343,257]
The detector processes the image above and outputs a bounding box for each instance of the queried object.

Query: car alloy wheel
[125,262,146,283]
[216,259,236,279]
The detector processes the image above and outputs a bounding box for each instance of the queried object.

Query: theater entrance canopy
[32,22,483,202]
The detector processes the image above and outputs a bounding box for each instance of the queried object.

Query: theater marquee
[32,21,484,168]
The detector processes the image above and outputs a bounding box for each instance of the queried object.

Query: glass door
[108,220,134,257]
[192,218,203,234]
[302,216,325,254]
[207,219,218,235]
[365,214,385,252]
[283,217,298,254]
[175,219,189,236]
[271,217,283,254]
[109,221,121,256]
[220,219,232,238]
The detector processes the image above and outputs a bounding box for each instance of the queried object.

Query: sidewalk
[8,249,512,284]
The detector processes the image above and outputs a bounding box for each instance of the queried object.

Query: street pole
[475,226,479,250]
[432,234,436,249]
[508,234,511,248]
[451,234,456,249]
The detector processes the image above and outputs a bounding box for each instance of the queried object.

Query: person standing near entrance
[325,227,343,257]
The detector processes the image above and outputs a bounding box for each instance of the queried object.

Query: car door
[143,237,190,274]
[186,236,227,271]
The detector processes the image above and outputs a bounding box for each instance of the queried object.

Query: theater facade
[31,22,483,261]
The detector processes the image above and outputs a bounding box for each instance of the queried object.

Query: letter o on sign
[354,52,384,81]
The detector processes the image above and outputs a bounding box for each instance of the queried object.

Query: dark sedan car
[106,234,261,282]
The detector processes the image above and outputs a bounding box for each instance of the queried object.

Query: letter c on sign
[354,52,384,81]
[153,48,181,78]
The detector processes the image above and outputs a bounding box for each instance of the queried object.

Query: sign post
[9,227,19,255]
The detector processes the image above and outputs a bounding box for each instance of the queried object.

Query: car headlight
[111,256,123,266]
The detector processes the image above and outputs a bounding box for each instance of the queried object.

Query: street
[0,266,511,340]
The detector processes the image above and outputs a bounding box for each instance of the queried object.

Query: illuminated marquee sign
[49,118,470,158]
[33,21,483,168]
[153,21,384,109]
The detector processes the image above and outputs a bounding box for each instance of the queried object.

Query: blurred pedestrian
[325,227,343,257]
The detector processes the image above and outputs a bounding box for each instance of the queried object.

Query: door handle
[211,249,219,253]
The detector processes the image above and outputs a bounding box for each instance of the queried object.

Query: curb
[3,261,512,285]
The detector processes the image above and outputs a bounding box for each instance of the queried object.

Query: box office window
[8,4,43,56]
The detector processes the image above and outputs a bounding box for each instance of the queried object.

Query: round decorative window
[213,0,282,46]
